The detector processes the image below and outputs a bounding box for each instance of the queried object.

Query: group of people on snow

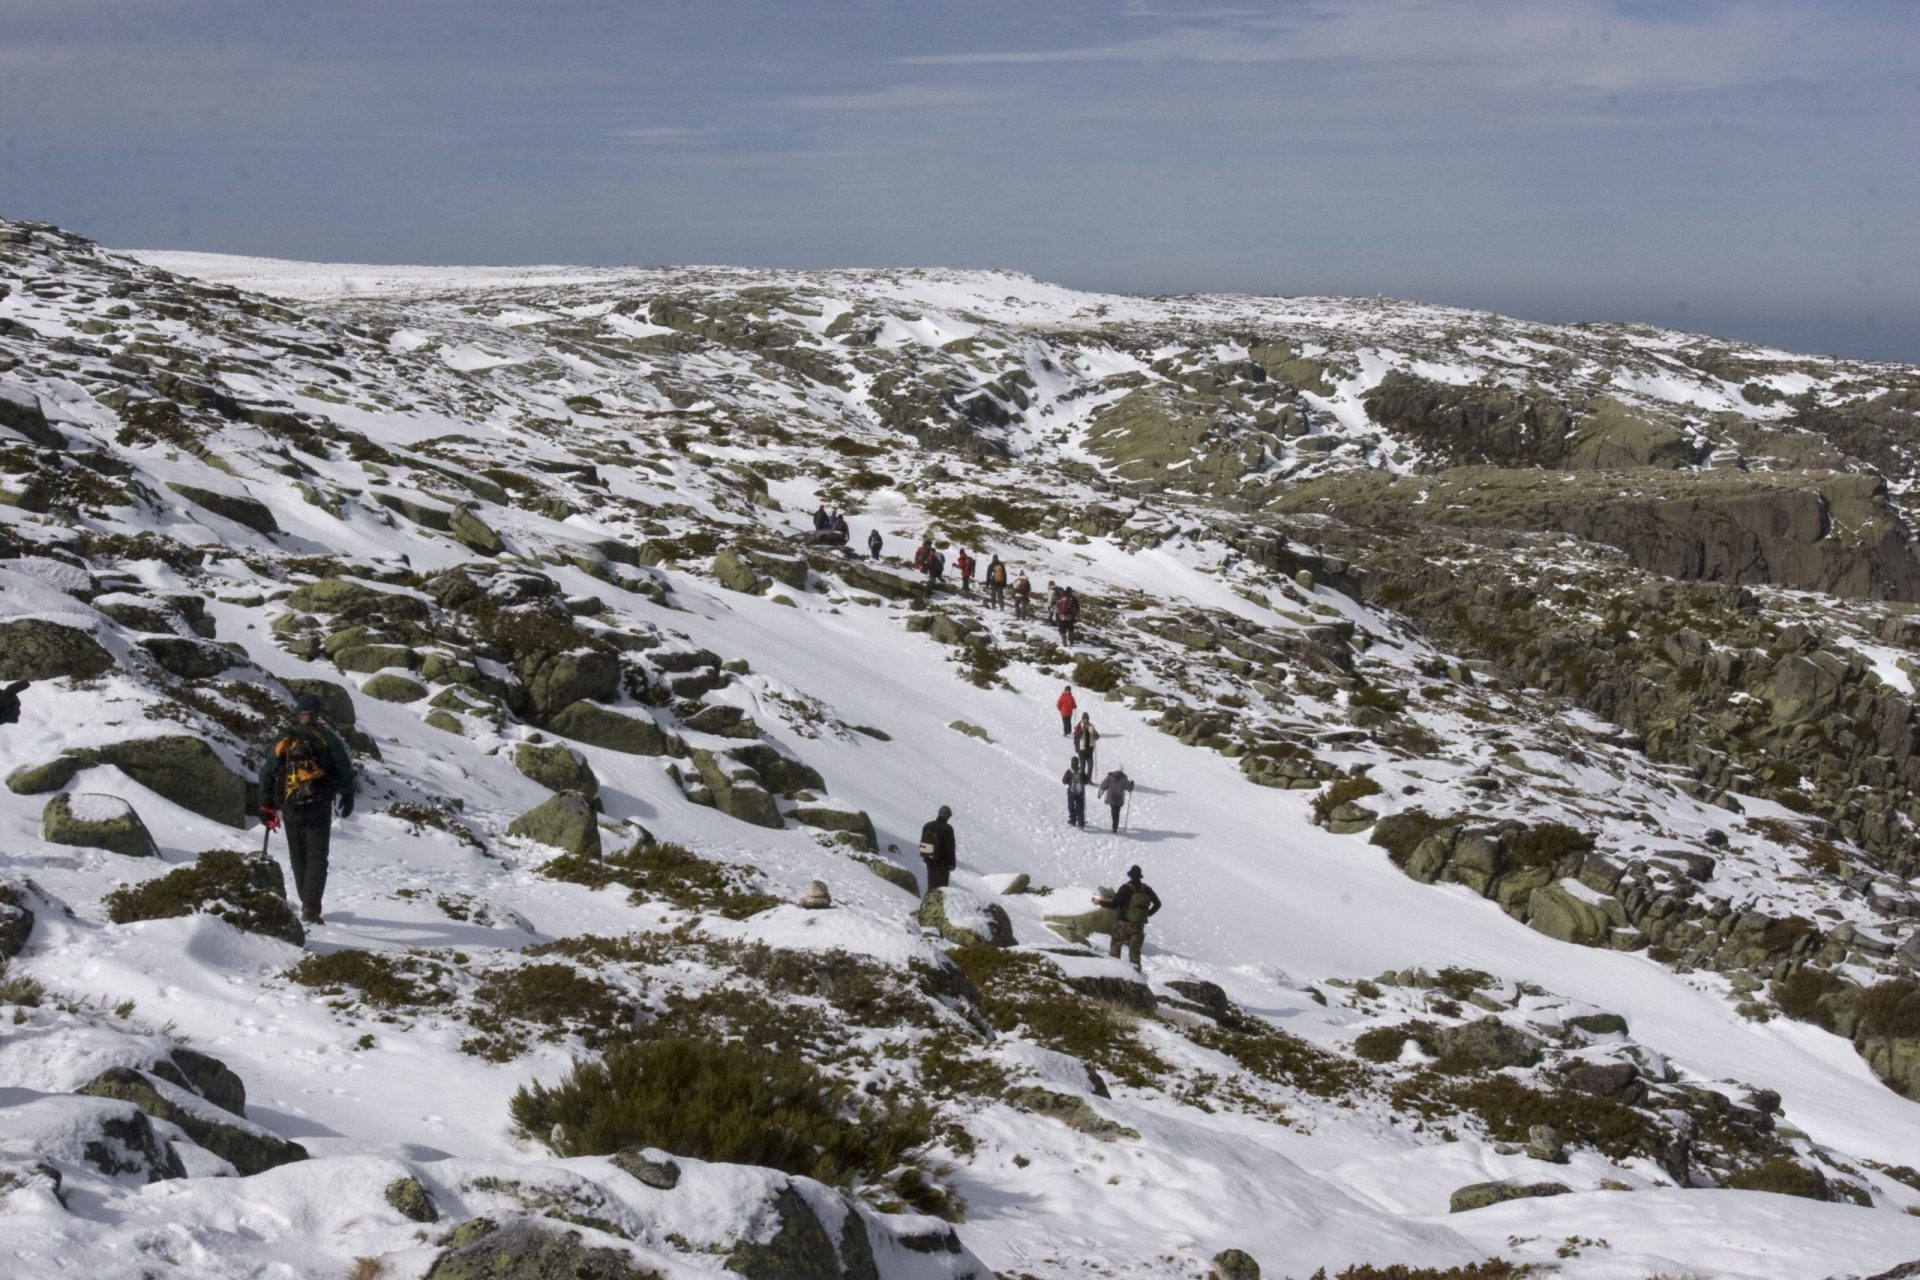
[919,681,1153,968]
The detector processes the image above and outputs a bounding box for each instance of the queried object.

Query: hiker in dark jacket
[1098,765,1133,832]
[812,504,831,532]
[918,804,957,896]
[1096,865,1161,968]
[925,548,945,595]
[1055,587,1080,645]
[1012,573,1033,618]
[1074,713,1100,773]
[1062,759,1088,829]
[985,556,1007,609]
[257,693,356,925]
[0,681,27,727]
[867,529,884,561]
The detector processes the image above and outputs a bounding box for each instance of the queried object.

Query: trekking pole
[1123,787,1133,834]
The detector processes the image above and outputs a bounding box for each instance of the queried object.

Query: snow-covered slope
[3,220,1920,1280]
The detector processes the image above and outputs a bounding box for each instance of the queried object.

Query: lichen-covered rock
[610,1148,680,1190]
[363,672,428,703]
[283,677,356,726]
[917,887,1014,947]
[0,619,113,682]
[1447,1179,1571,1213]
[549,700,677,756]
[798,881,832,909]
[725,1183,840,1280]
[507,791,601,858]
[513,741,600,799]
[790,805,877,852]
[525,650,622,721]
[75,1067,307,1175]
[862,858,921,896]
[90,736,248,827]
[166,481,281,535]
[1045,891,1118,947]
[712,546,771,595]
[690,748,783,829]
[333,643,417,674]
[148,1047,246,1117]
[6,756,83,795]
[425,1218,653,1280]
[681,702,761,739]
[1210,1248,1261,1280]
[1005,1086,1138,1141]
[1526,882,1614,946]
[137,635,237,679]
[1433,1018,1544,1072]
[386,1174,440,1223]
[449,503,505,555]
[43,793,157,858]
[9,1093,186,1183]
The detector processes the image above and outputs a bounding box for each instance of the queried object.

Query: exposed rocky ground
[2,218,1920,1278]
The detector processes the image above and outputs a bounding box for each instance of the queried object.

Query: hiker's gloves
[258,806,281,831]
[337,794,354,819]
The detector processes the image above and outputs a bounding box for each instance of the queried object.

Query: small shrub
[1855,978,1920,1041]
[0,960,45,1008]
[1305,1260,1531,1279]
[1313,775,1382,825]
[541,841,779,920]
[288,949,452,1009]
[1190,1021,1367,1099]
[1393,1072,1660,1160]
[1354,1021,1437,1063]
[104,850,304,945]
[509,1037,942,1197]
[1724,1157,1829,1200]
[1770,967,1849,1025]
[1072,658,1124,693]
[463,962,629,1061]
[947,947,1167,1088]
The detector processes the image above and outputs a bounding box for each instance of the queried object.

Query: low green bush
[288,949,452,1009]
[1855,978,1920,1040]
[1503,822,1594,869]
[948,947,1167,1088]
[1353,1021,1438,1064]
[1312,776,1382,825]
[1724,1157,1829,1200]
[509,1037,943,1202]
[1071,658,1124,693]
[105,850,303,945]
[463,961,630,1061]
[1770,967,1848,1025]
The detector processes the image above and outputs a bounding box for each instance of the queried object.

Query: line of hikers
[904,536,1083,641]
[917,682,1154,966]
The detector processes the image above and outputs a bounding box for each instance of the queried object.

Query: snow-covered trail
[644,565,1920,1174]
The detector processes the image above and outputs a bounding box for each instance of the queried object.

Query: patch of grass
[540,841,780,920]
[0,960,46,1008]
[1392,1071,1660,1161]
[462,962,630,1061]
[1312,775,1382,825]
[1354,1021,1438,1063]
[1369,809,1464,867]
[825,434,885,458]
[509,1036,950,1208]
[947,947,1167,1089]
[1305,1262,1531,1280]
[1724,1157,1829,1200]
[1187,1020,1367,1100]
[1433,967,1497,1001]
[103,850,304,944]
[288,949,453,1009]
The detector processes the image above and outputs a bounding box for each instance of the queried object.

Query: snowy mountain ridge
[2,217,1920,1279]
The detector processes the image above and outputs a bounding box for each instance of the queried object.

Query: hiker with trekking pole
[257,693,356,925]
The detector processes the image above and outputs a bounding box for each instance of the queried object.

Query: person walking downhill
[918,804,957,896]
[1074,712,1100,774]
[867,528,884,561]
[1012,573,1033,619]
[812,503,831,532]
[1062,758,1089,829]
[1056,685,1077,736]
[986,556,1007,609]
[1098,765,1133,833]
[1096,865,1161,969]
[955,549,975,596]
[257,693,356,925]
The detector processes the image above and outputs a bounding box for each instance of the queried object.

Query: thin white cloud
[607,126,711,145]
[785,84,1002,111]
[903,0,1918,94]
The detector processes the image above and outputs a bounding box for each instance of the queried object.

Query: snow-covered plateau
[2,217,1920,1279]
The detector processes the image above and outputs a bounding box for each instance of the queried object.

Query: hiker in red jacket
[955,549,976,595]
[1056,686,1076,737]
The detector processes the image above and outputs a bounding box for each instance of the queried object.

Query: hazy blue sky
[3,0,1916,359]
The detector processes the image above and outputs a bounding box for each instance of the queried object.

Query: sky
[2,0,1916,361]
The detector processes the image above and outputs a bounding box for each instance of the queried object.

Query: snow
[1,229,1916,1279]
